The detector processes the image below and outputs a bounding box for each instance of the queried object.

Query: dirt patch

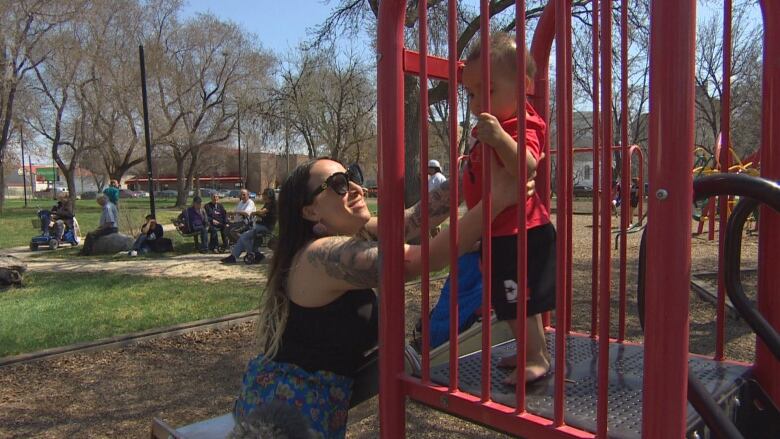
[5,247,268,283]
[0,216,763,438]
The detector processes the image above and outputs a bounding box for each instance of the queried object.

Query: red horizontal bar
[403,49,463,82]
[401,377,594,439]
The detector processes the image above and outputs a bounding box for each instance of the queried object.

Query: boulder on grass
[0,254,27,287]
[90,233,134,255]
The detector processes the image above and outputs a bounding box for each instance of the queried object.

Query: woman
[234,157,522,438]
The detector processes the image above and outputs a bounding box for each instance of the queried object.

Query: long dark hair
[257,159,323,358]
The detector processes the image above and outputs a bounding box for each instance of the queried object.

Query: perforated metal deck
[427,334,749,438]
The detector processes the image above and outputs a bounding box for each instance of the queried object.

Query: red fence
[376,1,780,437]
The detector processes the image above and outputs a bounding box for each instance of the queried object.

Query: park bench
[171,214,202,248]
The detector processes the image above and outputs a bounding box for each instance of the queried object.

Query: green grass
[0,271,261,357]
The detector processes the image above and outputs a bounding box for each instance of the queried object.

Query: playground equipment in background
[376,0,780,438]
[693,134,761,239]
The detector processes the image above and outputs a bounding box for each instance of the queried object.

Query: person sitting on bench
[221,188,276,264]
[233,158,525,438]
[205,193,229,252]
[227,189,256,243]
[80,195,118,256]
[182,196,209,253]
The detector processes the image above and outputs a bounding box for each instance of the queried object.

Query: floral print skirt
[233,354,353,439]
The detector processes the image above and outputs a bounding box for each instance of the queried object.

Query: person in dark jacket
[205,193,229,252]
[183,196,209,253]
[129,215,166,256]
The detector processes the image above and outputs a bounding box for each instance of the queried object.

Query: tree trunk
[65,172,77,213]
[404,75,421,208]
[0,164,5,215]
[174,157,187,207]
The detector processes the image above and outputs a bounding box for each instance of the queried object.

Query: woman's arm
[365,169,465,241]
[303,158,520,293]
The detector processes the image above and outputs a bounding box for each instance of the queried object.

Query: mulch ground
[0,214,761,438]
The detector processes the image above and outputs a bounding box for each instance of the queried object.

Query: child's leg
[498,315,551,384]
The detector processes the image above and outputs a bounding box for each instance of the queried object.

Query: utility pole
[139,45,157,218]
[19,127,28,207]
[237,103,243,188]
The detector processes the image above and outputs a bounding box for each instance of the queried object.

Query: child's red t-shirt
[462,102,550,237]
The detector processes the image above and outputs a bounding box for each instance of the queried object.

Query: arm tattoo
[307,237,380,289]
[404,174,464,240]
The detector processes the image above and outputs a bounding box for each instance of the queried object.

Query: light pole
[19,127,28,207]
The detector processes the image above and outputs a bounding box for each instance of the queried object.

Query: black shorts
[487,223,556,321]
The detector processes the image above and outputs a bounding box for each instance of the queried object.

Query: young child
[461,32,556,385]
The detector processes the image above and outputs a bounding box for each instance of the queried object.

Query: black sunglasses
[308,170,363,202]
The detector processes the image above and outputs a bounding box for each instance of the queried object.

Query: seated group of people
[178,188,277,259]
[40,196,77,241]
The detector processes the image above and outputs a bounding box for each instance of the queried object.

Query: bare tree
[274,47,376,162]
[145,12,273,206]
[694,1,762,158]
[26,21,93,212]
[0,0,78,211]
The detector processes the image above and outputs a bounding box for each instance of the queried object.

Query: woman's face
[304,160,371,235]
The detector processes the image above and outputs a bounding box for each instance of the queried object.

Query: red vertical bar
[514,0,528,413]
[554,0,571,428]
[447,0,460,393]
[715,0,733,362]
[597,0,614,434]
[565,4,574,335]
[419,0,431,382]
[757,0,780,405]
[479,0,493,403]
[530,6,555,331]
[642,0,696,437]
[618,0,630,343]
[590,0,601,338]
[377,1,406,437]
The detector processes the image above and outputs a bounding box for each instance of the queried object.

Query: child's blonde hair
[466,32,537,79]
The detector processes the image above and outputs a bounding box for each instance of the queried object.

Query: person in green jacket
[103,179,120,206]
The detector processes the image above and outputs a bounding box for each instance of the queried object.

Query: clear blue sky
[181,0,340,52]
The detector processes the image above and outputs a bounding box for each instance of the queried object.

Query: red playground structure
[376,0,780,438]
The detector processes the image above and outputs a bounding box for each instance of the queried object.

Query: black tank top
[273,289,378,378]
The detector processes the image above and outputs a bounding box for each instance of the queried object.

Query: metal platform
[428,334,750,438]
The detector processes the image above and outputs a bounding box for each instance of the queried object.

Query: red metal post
[447,0,461,394]
[530,4,555,329]
[554,0,571,427]
[618,0,630,343]
[757,0,780,405]
[377,1,407,437]
[514,0,529,412]
[419,0,431,382]
[479,0,493,403]
[590,0,601,339]
[642,0,697,437]
[565,2,574,335]
[597,0,614,434]
[716,0,733,362]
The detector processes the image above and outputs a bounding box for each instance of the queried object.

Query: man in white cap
[427,159,447,191]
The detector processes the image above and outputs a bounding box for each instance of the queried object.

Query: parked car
[133,190,150,198]
[199,188,217,197]
[155,190,178,198]
[80,191,98,200]
[573,184,593,197]
[227,190,241,198]
[119,189,139,199]
[249,191,257,199]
